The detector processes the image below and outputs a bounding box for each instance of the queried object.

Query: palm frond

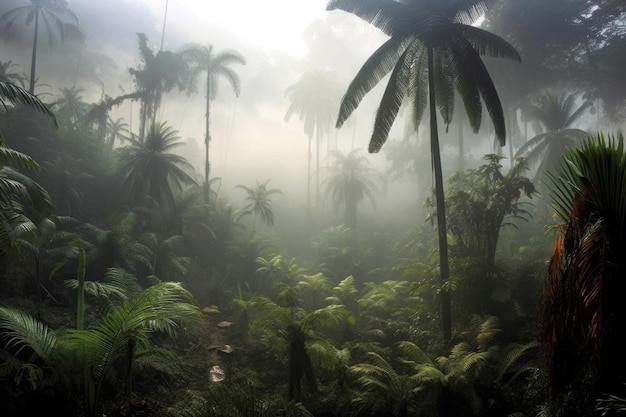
[338,36,411,128]
[0,80,56,124]
[0,306,58,361]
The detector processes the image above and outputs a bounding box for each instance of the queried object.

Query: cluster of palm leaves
[541,132,626,416]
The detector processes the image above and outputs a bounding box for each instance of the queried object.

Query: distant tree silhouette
[236,179,282,227]
[179,43,245,203]
[285,69,342,210]
[0,0,80,94]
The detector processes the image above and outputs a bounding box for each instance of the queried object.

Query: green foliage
[435,154,536,263]
[236,179,283,227]
[548,132,626,232]
[542,131,626,416]
[117,121,197,210]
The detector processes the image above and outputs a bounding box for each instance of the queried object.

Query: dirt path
[204,313,234,382]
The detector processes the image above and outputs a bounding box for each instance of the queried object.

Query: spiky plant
[541,132,626,416]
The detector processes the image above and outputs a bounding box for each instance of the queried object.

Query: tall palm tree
[129,33,187,140]
[513,90,590,184]
[285,69,342,210]
[179,43,245,203]
[541,132,626,416]
[236,179,283,227]
[326,0,520,342]
[117,121,197,210]
[0,0,80,94]
[322,148,382,230]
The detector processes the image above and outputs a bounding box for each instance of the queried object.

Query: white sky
[140,0,332,57]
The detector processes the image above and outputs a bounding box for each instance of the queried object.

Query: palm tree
[105,117,130,149]
[513,90,590,185]
[326,0,520,342]
[52,86,91,123]
[249,295,348,402]
[129,33,187,140]
[179,43,245,203]
[541,132,626,416]
[236,179,283,227]
[322,149,382,230]
[11,214,82,316]
[0,0,80,94]
[117,121,197,210]
[284,69,342,210]
[0,60,27,86]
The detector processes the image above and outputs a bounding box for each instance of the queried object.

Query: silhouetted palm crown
[118,122,197,209]
[327,0,521,152]
[514,91,590,181]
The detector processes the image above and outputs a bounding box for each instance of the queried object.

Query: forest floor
[204,312,234,382]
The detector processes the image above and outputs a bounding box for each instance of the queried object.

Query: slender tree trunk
[428,46,452,343]
[29,10,40,94]
[160,0,169,51]
[457,120,464,171]
[507,109,514,167]
[204,72,212,203]
[307,136,312,211]
[77,250,86,330]
[315,129,321,206]
[346,198,357,230]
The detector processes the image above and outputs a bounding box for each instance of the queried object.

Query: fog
[0,0,501,228]
[2,0,620,255]
[3,2,626,415]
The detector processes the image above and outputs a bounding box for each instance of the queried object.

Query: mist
[1,1,626,416]
[0,0,500,242]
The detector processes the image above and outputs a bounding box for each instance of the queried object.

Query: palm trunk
[428,46,452,343]
[346,197,357,230]
[29,10,40,94]
[315,129,321,206]
[204,72,212,203]
[77,250,86,330]
[307,135,312,211]
[457,120,464,171]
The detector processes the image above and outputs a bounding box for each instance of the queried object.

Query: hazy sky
[139,0,331,57]
[0,0,444,208]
